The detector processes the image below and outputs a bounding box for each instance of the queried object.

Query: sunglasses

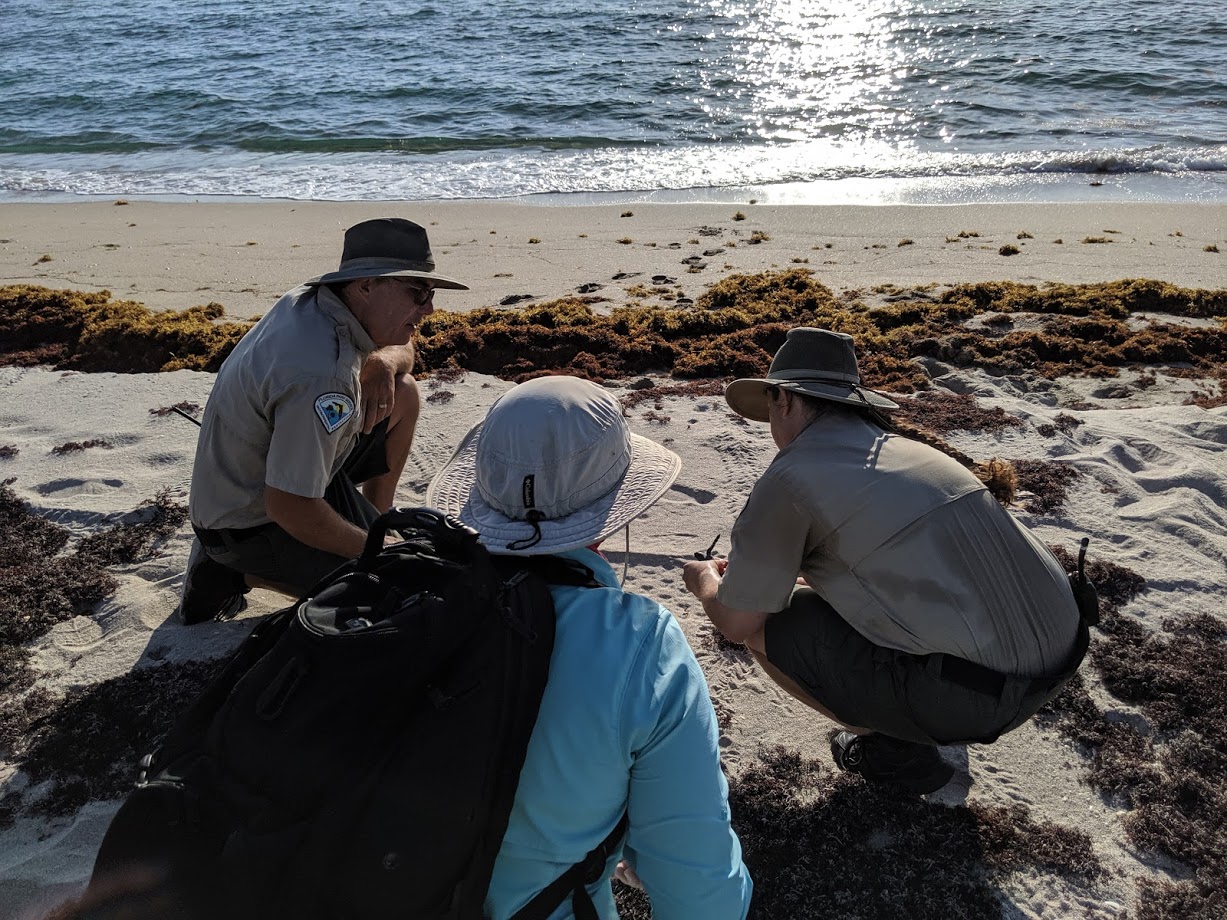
[387,277,435,306]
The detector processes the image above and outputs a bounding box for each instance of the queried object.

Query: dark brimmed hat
[725,327,898,422]
[305,218,469,290]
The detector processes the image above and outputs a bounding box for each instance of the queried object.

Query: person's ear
[338,278,368,307]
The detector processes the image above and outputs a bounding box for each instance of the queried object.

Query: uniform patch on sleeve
[314,393,356,433]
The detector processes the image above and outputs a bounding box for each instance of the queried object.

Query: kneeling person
[683,327,1089,793]
[181,218,467,621]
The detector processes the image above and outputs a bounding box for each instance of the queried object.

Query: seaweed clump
[424,276,1227,394]
[150,401,202,418]
[0,658,224,818]
[1037,413,1084,437]
[51,439,114,454]
[0,284,252,372]
[4,277,1225,392]
[1038,548,1227,917]
[614,746,1101,920]
[416,270,928,389]
[1009,459,1083,515]
[916,280,1227,380]
[0,483,192,822]
[0,479,115,696]
[733,748,1097,918]
[0,482,186,697]
[890,390,1026,436]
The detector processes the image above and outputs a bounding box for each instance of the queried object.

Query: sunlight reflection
[698,0,938,144]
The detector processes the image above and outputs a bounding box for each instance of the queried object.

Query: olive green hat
[305,217,469,290]
[725,327,898,422]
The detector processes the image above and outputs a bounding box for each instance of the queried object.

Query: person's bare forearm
[376,342,415,375]
[265,489,368,559]
[681,559,771,644]
[700,594,770,645]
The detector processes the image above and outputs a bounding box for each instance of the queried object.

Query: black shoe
[831,731,954,794]
[176,538,249,625]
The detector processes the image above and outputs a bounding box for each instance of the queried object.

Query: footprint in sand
[670,483,717,504]
[35,477,125,496]
[143,451,188,467]
[50,615,105,651]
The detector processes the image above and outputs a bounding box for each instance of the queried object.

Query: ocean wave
[1,140,1225,203]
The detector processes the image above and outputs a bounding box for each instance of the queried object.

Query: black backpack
[89,507,626,920]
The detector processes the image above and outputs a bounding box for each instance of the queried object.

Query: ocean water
[1,0,1225,204]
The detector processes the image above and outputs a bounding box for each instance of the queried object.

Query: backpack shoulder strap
[494,554,602,589]
[510,813,630,920]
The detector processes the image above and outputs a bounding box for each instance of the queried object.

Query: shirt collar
[779,408,877,459]
[314,284,378,355]
[557,547,621,589]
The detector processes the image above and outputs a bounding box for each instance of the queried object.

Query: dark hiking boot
[831,731,955,794]
[176,538,249,625]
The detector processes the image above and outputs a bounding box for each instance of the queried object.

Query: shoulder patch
[314,393,356,434]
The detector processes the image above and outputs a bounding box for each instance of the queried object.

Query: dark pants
[194,421,390,599]
[764,589,1083,746]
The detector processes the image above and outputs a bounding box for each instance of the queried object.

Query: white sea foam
[2,141,1226,205]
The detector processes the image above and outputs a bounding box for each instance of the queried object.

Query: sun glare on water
[702,0,926,139]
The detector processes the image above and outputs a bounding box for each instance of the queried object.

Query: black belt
[921,615,1091,700]
[193,522,273,549]
[925,653,1052,698]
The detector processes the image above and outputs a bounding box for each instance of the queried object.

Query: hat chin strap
[621,525,631,587]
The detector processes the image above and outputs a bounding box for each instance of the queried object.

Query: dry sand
[2,200,1225,318]
[1,200,1226,919]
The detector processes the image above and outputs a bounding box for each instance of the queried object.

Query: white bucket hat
[426,376,681,555]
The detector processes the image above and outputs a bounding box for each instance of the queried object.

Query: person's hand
[682,558,722,602]
[613,860,643,890]
[359,351,397,434]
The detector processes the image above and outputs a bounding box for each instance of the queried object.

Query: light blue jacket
[484,549,752,920]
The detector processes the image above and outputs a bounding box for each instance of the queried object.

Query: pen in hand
[694,533,721,560]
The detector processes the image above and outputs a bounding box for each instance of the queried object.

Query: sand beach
[1,199,1226,919]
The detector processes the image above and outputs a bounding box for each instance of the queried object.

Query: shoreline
[3,161,1226,209]
[1,199,1225,321]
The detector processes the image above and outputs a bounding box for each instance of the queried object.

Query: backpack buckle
[136,751,157,786]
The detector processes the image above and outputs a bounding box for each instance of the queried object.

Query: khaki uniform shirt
[189,285,377,531]
[718,413,1079,677]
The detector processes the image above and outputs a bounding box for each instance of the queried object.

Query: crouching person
[427,375,753,919]
[180,218,466,621]
[683,328,1090,795]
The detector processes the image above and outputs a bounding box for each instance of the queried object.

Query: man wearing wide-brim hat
[682,327,1088,794]
[179,218,468,622]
